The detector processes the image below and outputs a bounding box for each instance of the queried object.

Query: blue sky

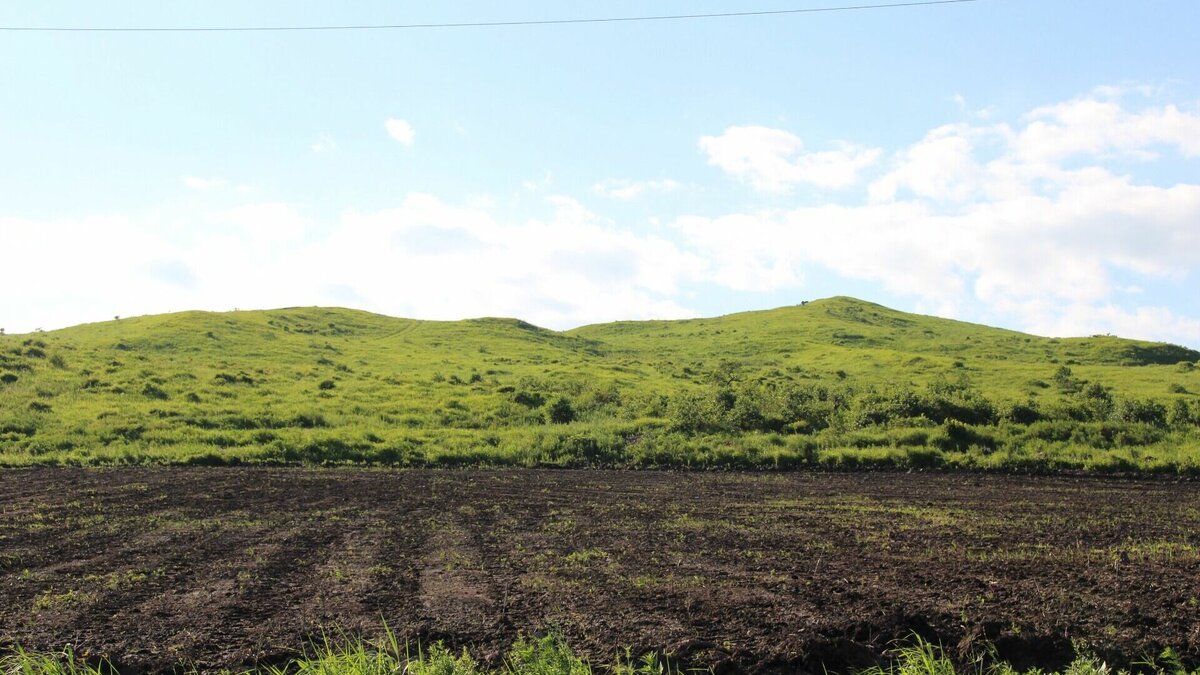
[3,1,1200,346]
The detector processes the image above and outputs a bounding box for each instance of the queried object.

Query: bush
[319,379,336,390]
[142,384,169,400]
[1169,399,1195,428]
[667,390,722,434]
[514,391,545,408]
[291,413,329,428]
[894,429,930,447]
[1004,400,1042,425]
[547,397,576,424]
[931,421,996,453]
[1053,365,1079,391]
[1114,398,1168,427]
[214,372,255,385]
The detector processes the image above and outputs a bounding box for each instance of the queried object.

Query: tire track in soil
[412,476,512,661]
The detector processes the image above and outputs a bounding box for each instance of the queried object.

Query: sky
[2,1,1200,346]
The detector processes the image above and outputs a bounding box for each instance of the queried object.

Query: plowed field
[1,469,1197,673]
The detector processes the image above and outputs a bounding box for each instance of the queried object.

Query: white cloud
[311,134,338,153]
[385,118,415,146]
[868,124,989,203]
[1023,302,1200,344]
[4,86,1200,348]
[1016,98,1200,162]
[592,178,682,201]
[677,88,1200,346]
[181,175,226,190]
[0,194,705,333]
[215,203,310,246]
[308,193,705,327]
[699,125,881,192]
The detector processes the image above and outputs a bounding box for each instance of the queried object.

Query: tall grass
[860,636,1200,675]
[0,647,110,675]
[2,635,1196,675]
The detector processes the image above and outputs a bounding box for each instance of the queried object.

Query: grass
[0,632,673,675]
[1,297,1198,472]
[1,634,1195,675]
[860,636,1199,675]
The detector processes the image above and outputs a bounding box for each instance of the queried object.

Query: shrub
[142,384,169,400]
[319,379,336,390]
[0,373,16,385]
[1053,365,1081,393]
[931,421,996,453]
[667,390,723,434]
[1168,399,1195,428]
[514,391,545,408]
[291,413,329,428]
[1114,398,1168,427]
[547,397,576,424]
[894,429,930,447]
[214,372,254,385]
[1004,400,1042,425]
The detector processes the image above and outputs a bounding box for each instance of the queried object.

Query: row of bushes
[661,379,1198,435]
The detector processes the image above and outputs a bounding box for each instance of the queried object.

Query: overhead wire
[0,0,981,33]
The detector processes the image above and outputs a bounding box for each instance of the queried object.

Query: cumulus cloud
[385,118,415,146]
[5,87,1199,347]
[679,88,1200,345]
[1023,303,1200,345]
[317,193,704,327]
[1016,98,1200,162]
[0,194,705,333]
[592,178,682,201]
[700,125,881,192]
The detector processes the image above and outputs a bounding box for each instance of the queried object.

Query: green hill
[2,298,1199,472]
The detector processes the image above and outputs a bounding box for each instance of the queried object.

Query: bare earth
[0,468,1197,673]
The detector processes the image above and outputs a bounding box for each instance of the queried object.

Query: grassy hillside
[2,297,1199,471]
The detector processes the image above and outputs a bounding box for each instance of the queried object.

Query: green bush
[931,421,996,453]
[1114,398,1168,427]
[547,397,576,424]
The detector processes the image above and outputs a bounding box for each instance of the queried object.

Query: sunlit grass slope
[572,296,1198,395]
[2,298,1198,470]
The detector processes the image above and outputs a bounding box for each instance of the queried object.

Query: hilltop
[1,298,1198,471]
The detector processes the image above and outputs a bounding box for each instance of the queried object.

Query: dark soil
[0,468,1197,673]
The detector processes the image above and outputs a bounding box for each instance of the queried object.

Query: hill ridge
[3,296,1199,471]
[18,297,1199,360]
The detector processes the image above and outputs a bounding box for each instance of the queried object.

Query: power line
[0,0,981,33]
